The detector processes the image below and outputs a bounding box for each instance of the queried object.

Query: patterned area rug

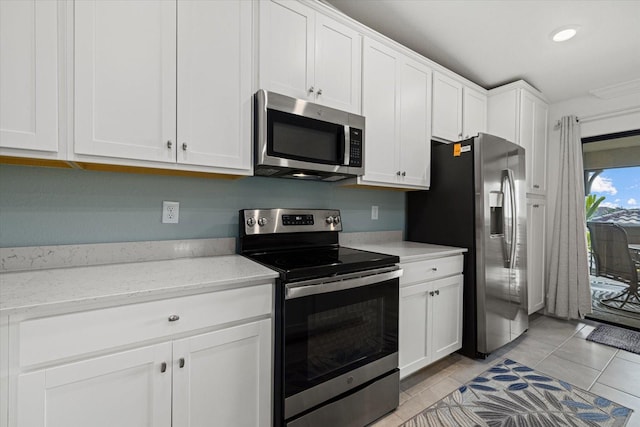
[400,359,633,427]
[587,324,640,355]
[587,278,640,331]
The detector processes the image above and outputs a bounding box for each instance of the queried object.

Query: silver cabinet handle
[458,132,463,138]
[167,140,172,149]
[431,267,438,271]
[182,143,187,151]
[179,358,185,368]
[533,204,540,208]
[317,88,323,95]
[402,171,406,177]
[435,289,440,295]
[160,362,167,373]
[396,171,401,176]
[429,291,435,296]
[168,314,180,322]
[308,86,315,94]
[533,184,540,189]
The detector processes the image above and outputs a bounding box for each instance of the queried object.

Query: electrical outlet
[162,201,179,224]
[371,205,379,220]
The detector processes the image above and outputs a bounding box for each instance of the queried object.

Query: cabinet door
[172,319,271,427]
[74,0,177,162]
[360,38,400,185]
[432,71,463,142]
[314,14,361,113]
[259,0,314,101]
[518,91,535,189]
[176,0,251,173]
[0,0,58,153]
[527,200,546,314]
[531,100,548,194]
[462,87,487,139]
[399,283,430,379]
[16,343,172,427]
[398,59,431,188]
[429,275,463,362]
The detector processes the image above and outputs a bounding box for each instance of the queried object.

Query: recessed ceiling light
[551,26,579,42]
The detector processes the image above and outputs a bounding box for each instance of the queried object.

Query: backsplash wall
[0,165,405,248]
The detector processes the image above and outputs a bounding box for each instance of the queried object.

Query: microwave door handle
[343,125,350,166]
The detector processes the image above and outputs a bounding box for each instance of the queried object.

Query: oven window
[284,279,398,398]
[307,299,383,381]
[268,109,344,165]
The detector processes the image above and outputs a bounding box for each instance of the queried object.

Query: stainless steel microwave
[254,90,365,181]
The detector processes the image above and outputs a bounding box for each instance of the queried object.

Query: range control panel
[242,209,342,235]
[282,214,314,226]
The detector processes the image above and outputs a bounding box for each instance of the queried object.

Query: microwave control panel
[349,128,363,167]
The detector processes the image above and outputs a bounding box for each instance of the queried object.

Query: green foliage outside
[585,194,605,266]
[586,194,605,221]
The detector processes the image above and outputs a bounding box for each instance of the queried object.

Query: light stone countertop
[0,255,278,317]
[345,241,467,263]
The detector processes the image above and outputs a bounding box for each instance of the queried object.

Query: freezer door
[508,144,528,341]
[475,134,527,354]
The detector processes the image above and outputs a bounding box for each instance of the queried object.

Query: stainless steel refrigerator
[407,133,527,358]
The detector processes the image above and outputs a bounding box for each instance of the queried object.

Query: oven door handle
[285,266,402,300]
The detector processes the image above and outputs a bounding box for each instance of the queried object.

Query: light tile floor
[371,314,640,426]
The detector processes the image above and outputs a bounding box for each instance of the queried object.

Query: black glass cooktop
[246,246,399,282]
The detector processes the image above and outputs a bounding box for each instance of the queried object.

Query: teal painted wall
[0,165,405,247]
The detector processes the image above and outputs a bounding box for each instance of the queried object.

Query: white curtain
[547,115,592,318]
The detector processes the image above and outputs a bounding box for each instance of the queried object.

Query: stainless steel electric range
[238,208,401,427]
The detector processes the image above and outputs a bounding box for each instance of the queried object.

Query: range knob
[325,216,335,225]
[246,217,256,227]
[258,217,268,226]
[334,215,341,224]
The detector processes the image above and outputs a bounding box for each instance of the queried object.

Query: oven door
[283,267,400,420]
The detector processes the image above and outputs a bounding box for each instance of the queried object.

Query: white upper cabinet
[259,0,361,113]
[488,81,548,195]
[360,39,400,186]
[0,0,59,155]
[462,86,487,139]
[176,0,252,171]
[398,59,432,188]
[432,71,487,143]
[518,92,550,194]
[74,0,177,163]
[432,71,463,142]
[358,37,431,190]
[74,0,252,175]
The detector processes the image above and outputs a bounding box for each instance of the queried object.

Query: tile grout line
[587,349,619,391]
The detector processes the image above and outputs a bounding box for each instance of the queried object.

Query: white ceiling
[324,0,640,103]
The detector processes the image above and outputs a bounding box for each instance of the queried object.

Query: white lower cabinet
[527,198,546,314]
[10,285,272,427]
[172,320,271,427]
[399,255,463,379]
[16,320,270,427]
[17,343,173,427]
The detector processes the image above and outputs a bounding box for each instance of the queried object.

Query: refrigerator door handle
[506,169,517,269]
[501,169,517,268]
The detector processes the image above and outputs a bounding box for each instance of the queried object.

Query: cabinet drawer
[400,255,463,286]
[19,283,272,368]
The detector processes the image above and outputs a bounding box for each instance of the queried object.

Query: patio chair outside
[587,221,640,308]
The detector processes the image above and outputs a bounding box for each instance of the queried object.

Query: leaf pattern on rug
[399,359,633,427]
